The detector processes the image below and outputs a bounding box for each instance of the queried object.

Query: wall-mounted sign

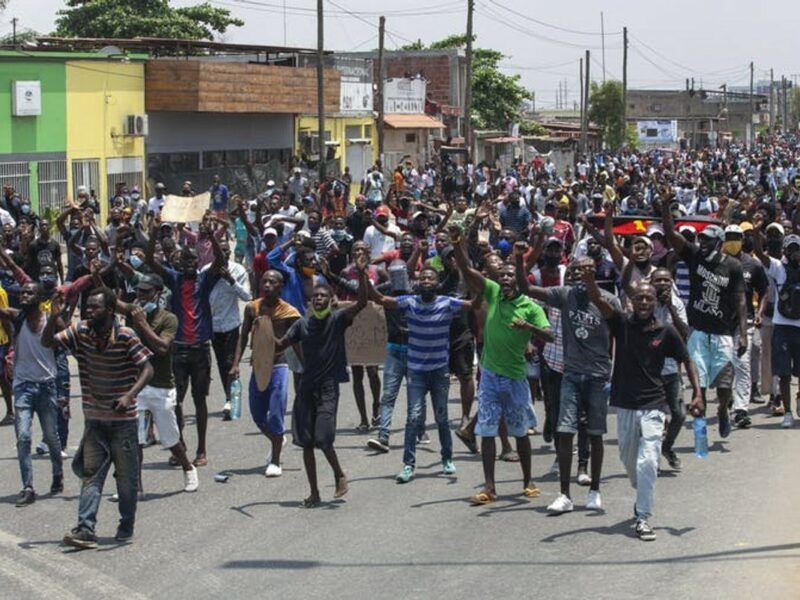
[384,78,426,114]
[637,119,677,143]
[12,81,41,116]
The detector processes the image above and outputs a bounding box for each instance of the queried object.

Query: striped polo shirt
[396,295,465,372]
[55,321,152,421]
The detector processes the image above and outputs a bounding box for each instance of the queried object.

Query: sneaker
[733,410,751,429]
[367,437,390,453]
[222,402,232,421]
[662,449,682,470]
[109,493,119,502]
[60,450,69,459]
[63,527,97,550]
[586,490,603,511]
[782,413,794,429]
[395,465,415,484]
[548,458,560,476]
[183,466,199,492]
[35,441,47,455]
[114,525,134,543]
[546,494,574,515]
[15,488,35,507]
[265,463,282,478]
[718,412,731,438]
[442,459,456,475]
[576,467,591,486]
[371,416,380,428]
[417,432,431,445]
[50,475,64,495]
[635,519,656,541]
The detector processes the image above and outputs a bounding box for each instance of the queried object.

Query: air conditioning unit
[125,114,149,136]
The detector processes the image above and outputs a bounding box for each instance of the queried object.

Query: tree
[54,0,243,40]
[588,80,628,150]
[0,28,39,46]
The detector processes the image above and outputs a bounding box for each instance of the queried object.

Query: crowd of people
[2,136,800,548]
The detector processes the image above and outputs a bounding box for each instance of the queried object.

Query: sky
[4,0,800,109]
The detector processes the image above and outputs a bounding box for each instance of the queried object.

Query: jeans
[557,371,609,436]
[14,380,62,490]
[74,419,139,534]
[541,362,588,464]
[403,367,452,467]
[55,348,70,448]
[212,328,240,403]
[662,373,685,453]
[732,328,753,412]
[377,347,420,441]
[617,408,665,521]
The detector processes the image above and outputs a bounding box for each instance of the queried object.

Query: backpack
[777,264,800,320]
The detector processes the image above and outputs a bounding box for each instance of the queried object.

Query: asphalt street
[1,355,799,600]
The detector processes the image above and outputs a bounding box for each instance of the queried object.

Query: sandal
[333,475,349,499]
[499,450,520,463]
[455,428,479,454]
[301,495,321,509]
[193,456,208,467]
[468,489,497,506]
[0,414,13,426]
[522,486,541,498]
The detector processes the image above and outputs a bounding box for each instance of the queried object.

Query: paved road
[1,357,799,599]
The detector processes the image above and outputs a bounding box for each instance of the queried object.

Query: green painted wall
[0,59,67,155]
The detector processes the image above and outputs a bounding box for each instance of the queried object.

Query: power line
[325,0,416,44]
[230,0,463,17]
[488,0,623,37]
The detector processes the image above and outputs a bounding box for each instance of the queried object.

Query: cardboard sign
[251,316,275,392]
[160,192,210,223]
[339,301,387,366]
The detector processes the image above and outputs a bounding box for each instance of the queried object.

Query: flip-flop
[522,486,541,498]
[468,490,497,506]
[455,428,479,454]
[499,450,520,463]
[0,414,13,426]
[333,475,349,498]
[193,456,208,467]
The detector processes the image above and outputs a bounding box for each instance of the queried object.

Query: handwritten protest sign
[339,301,386,366]
[160,192,210,223]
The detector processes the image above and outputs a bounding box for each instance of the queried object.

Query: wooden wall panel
[145,60,340,114]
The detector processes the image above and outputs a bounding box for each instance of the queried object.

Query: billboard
[297,56,373,114]
[384,78,426,114]
[637,120,678,143]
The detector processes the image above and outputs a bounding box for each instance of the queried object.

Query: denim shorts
[687,331,733,388]
[771,325,800,378]
[475,368,537,438]
[556,371,609,436]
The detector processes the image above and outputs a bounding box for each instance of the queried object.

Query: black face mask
[419,288,436,302]
[767,239,783,254]
[742,236,755,254]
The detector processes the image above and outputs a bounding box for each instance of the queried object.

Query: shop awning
[384,114,446,129]
[483,136,521,143]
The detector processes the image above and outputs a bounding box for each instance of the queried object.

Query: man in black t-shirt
[584,269,702,542]
[275,259,369,508]
[26,221,63,283]
[662,199,747,440]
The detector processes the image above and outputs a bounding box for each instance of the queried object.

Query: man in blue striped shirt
[369,267,473,483]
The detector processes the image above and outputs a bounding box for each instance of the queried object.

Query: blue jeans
[55,348,70,448]
[73,419,139,534]
[377,347,426,441]
[14,380,62,490]
[403,367,452,467]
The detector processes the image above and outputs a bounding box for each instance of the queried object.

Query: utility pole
[770,67,775,132]
[749,62,754,149]
[11,17,18,46]
[579,57,584,143]
[600,12,606,83]
[464,0,475,154]
[622,26,628,148]
[377,16,385,162]
[316,0,326,181]
[582,50,590,154]
[564,78,568,111]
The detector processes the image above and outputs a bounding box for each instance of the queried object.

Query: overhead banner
[637,120,678,143]
[160,192,210,223]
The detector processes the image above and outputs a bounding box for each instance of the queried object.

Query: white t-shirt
[767,257,800,328]
[363,224,400,258]
[148,195,165,216]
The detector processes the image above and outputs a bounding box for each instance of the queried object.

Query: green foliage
[588,80,627,150]
[398,39,425,51]
[428,34,475,50]
[54,0,243,40]
[625,123,638,149]
[518,121,547,136]
[0,28,39,46]
[471,48,527,130]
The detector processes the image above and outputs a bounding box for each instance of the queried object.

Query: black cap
[137,273,164,291]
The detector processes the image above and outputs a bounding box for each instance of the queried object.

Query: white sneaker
[546,493,574,514]
[265,463,282,478]
[577,472,591,486]
[586,490,603,510]
[782,413,794,428]
[183,466,199,492]
[548,458,560,476]
[60,450,69,459]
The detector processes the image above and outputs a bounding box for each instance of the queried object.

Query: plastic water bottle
[230,378,242,421]
[693,416,708,458]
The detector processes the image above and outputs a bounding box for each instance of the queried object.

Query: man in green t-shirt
[454,237,553,505]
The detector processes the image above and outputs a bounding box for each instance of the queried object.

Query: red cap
[375,206,390,217]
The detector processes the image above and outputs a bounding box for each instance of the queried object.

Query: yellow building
[296,115,377,197]
[66,58,147,223]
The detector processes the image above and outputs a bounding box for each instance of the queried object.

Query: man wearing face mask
[116,274,199,494]
[363,206,400,265]
[723,224,768,429]
[25,220,63,284]
[662,197,747,440]
[754,221,800,428]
